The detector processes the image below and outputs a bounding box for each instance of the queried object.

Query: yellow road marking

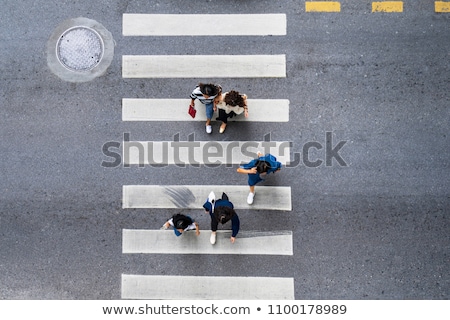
[372,1,403,12]
[305,1,341,12]
[435,1,450,12]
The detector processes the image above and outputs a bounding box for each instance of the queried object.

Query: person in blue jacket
[237,152,282,204]
[203,192,240,245]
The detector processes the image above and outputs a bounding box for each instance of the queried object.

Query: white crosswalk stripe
[122,55,286,78]
[123,230,293,255]
[122,98,290,122]
[122,140,291,166]
[122,185,292,211]
[120,11,293,300]
[122,274,295,300]
[123,13,287,36]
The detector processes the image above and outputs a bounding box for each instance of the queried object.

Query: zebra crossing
[122,98,290,122]
[122,140,291,166]
[122,275,295,300]
[123,185,292,211]
[119,4,449,301]
[122,55,286,78]
[122,230,293,255]
[122,13,287,36]
[120,12,294,300]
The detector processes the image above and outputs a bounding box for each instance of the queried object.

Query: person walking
[189,83,222,134]
[203,192,240,244]
[237,152,282,205]
[161,213,200,237]
[215,90,249,133]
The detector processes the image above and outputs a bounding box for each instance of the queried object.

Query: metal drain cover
[57,27,104,72]
[47,17,114,82]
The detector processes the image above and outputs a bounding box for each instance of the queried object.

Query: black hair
[172,214,192,229]
[256,160,271,173]
[214,206,235,224]
[199,83,220,97]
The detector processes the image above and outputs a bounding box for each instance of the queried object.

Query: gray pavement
[0,0,449,299]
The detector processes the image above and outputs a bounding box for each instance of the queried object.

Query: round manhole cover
[57,26,104,72]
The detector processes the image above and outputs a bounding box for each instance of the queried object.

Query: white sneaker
[208,191,216,203]
[206,125,212,134]
[210,232,216,244]
[247,192,255,205]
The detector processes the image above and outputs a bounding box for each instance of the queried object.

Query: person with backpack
[189,83,222,134]
[161,213,200,237]
[203,192,240,244]
[237,152,282,205]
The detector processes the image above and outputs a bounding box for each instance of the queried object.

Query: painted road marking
[122,140,291,166]
[122,55,286,78]
[435,1,450,12]
[122,98,290,122]
[123,14,286,36]
[122,274,295,299]
[122,185,292,211]
[123,230,293,255]
[372,1,403,12]
[305,2,341,12]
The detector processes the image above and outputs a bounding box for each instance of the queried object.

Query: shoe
[206,125,212,134]
[210,232,216,244]
[219,124,227,133]
[247,192,255,205]
[208,191,216,203]
[160,224,168,230]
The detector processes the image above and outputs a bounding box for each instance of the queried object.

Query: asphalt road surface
[0,0,449,299]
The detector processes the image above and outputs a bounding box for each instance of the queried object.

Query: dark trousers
[217,109,236,124]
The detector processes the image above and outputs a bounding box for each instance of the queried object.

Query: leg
[210,231,217,244]
[246,173,261,205]
[219,122,227,133]
[210,214,218,244]
[218,109,228,133]
[247,185,256,204]
[205,103,214,133]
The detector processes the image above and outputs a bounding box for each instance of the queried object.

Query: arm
[189,90,197,107]
[161,221,170,229]
[203,200,213,213]
[194,222,200,236]
[213,95,218,111]
[210,212,219,232]
[230,214,240,243]
[161,218,173,230]
[269,162,282,174]
[237,167,257,174]
[243,95,249,118]
[214,93,222,106]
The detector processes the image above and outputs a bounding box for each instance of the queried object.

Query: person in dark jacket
[203,192,240,244]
